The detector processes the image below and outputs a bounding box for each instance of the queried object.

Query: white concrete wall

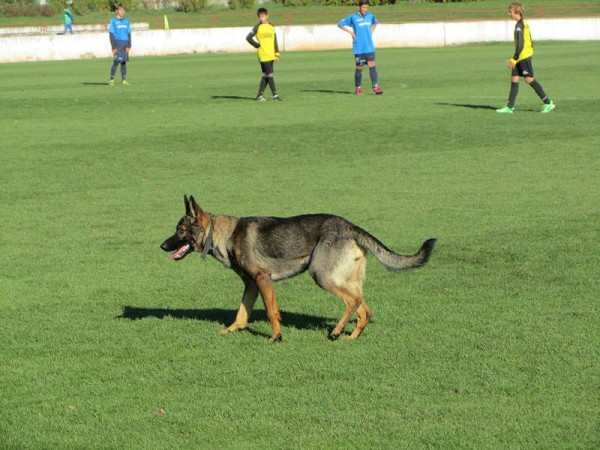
[1,17,599,63]
[372,18,600,47]
[0,22,149,37]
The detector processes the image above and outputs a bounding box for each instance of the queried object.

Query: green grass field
[1,41,599,448]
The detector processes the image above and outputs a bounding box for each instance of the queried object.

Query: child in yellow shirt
[246,8,281,102]
[497,2,555,114]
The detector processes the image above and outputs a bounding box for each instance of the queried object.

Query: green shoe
[540,101,555,114]
[108,79,115,86]
[122,80,130,86]
[496,106,514,114]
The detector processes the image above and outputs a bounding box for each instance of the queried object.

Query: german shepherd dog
[161,196,436,342]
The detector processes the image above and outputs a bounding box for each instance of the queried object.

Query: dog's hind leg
[310,240,368,340]
[219,280,258,335]
[326,285,362,340]
[347,300,372,340]
[255,270,282,343]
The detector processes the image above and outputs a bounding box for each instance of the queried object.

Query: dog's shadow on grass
[118,306,335,336]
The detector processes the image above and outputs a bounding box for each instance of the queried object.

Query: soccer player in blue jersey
[108,4,132,86]
[338,0,383,95]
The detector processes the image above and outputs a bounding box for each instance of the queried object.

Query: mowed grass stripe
[1,42,598,449]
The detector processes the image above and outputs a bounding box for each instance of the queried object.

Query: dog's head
[160,195,211,261]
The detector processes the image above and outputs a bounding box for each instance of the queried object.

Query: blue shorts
[355,53,376,67]
[113,41,129,63]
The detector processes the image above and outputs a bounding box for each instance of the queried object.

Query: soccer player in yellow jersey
[246,8,281,102]
[497,2,555,114]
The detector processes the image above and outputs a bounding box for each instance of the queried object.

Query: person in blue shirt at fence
[108,3,132,86]
[62,8,74,35]
[338,0,383,96]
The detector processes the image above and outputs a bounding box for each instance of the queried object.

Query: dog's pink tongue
[170,244,190,260]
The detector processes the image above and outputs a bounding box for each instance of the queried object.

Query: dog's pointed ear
[189,195,204,216]
[189,196,210,229]
[184,195,192,216]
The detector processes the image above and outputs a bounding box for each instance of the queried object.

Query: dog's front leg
[219,280,258,335]
[255,270,282,343]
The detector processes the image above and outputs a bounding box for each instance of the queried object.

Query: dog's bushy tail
[356,229,437,271]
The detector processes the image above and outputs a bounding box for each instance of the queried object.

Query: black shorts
[355,53,376,67]
[512,58,534,78]
[260,61,274,75]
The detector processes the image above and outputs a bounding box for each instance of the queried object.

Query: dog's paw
[219,326,239,335]
[219,324,245,335]
[268,333,282,343]
[328,332,341,341]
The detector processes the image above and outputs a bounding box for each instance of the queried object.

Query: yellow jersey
[246,23,280,62]
[512,19,534,63]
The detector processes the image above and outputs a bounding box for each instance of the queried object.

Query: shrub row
[1,1,56,17]
[0,0,145,16]
[1,0,473,17]
[60,1,143,15]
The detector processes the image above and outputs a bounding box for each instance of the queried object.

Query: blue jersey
[108,17,131,42]
[338,11,378,55]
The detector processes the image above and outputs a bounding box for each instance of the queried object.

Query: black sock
[258,77,268,96]
[355,69,362,87]
[267,77,277,95]
[508,81,519,108]
[529,80,550,104]
[120,62,127,80]
[369,66,378,86]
